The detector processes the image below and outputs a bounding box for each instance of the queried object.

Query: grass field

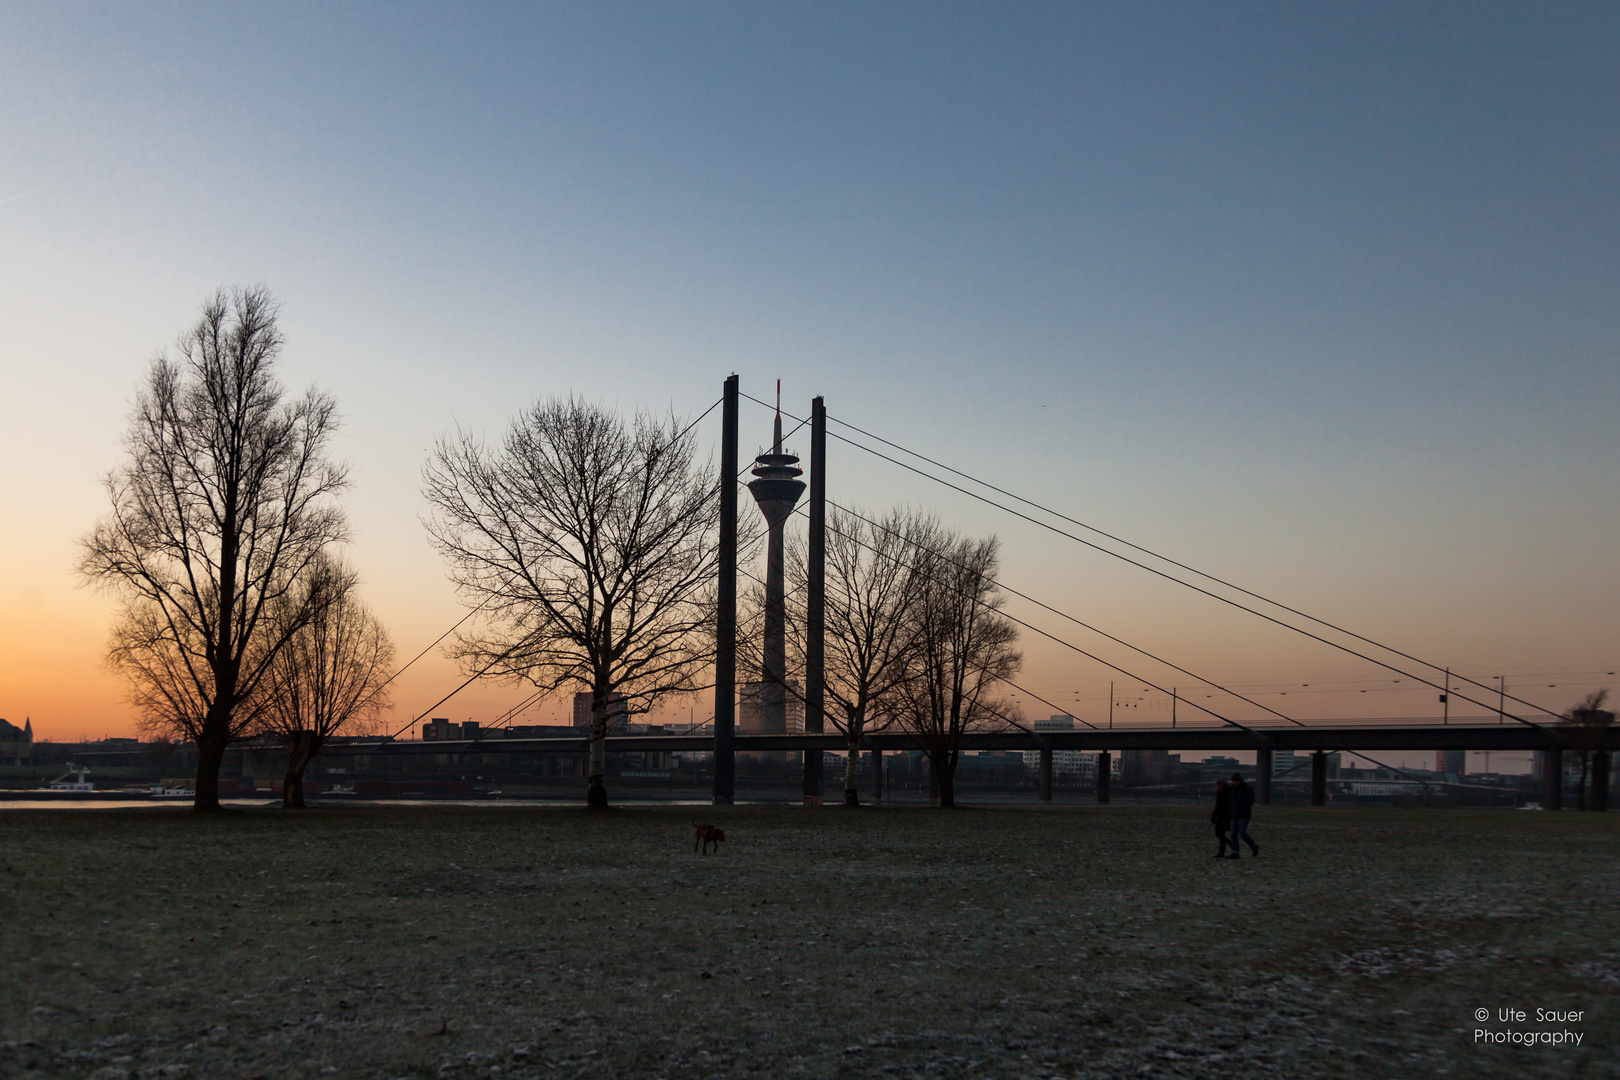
[0,803,1614,1080]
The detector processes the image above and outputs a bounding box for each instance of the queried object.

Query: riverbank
[1,805,1612,1078]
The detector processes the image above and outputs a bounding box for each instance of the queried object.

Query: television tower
[747,380,806,736]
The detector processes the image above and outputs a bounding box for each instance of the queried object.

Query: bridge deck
[340,718,1609,755]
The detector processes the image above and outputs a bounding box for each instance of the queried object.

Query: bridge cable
[826,409,1560,720]
[743,483,1261,735]
[732,561,1096,745]
[813,415,1545,728]
[824,497,1305,728]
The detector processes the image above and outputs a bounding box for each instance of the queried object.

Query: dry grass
[0,803,1614,1079]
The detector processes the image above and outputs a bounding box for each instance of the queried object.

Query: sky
[1,3,1615,770]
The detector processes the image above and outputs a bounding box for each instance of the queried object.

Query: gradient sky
[2,3,1615,769]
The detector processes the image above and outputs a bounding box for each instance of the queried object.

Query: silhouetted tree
[79,288,349,810]
[259,558,394,807]
[788,507,936,805]
[423,397,721,808]
[893,531,1021,808]
[1561,689,1614,812]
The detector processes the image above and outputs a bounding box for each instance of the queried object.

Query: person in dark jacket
[1211,779,1231,858]
[1227,773,1259,858]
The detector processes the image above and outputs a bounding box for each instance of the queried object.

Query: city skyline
[2,5,1615,750]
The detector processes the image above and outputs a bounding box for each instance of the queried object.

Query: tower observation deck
[747,393,806,737]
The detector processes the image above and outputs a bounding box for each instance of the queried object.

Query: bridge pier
[1541,748,1563,810]
[1038,748,1053,804]
[1593,750,1610,812]
[1310,751,1327,806]
[1256,748,1273,806]
[1096,751,1111,804]
[870,747,883,803]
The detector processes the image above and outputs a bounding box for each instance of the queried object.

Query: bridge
[364,376,1612,813]
[343,714,1612,810]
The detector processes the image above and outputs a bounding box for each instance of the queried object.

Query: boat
[44,765,95,792]
[145,784,195,798]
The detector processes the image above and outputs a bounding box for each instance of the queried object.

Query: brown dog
[692,817,725,855]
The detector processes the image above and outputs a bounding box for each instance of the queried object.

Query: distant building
[738,680,804,735]
[573,692,630,735]
[507,724,578,737]
[1120,748,1172,786]
[1020,718,1122,785]
[422,717,459,741]
[1436,749,1466,776]
[1021,715,1092,779]
[1272,748,1298,778]
[0,717,32,765]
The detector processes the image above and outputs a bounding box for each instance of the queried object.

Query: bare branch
[422,396,720,808]
[78,287,350,808]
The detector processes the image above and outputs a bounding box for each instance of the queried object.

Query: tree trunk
[844,728,862,807]
[936,753,956,808]
[193,721,229,812]
[283,730,321,809]
[587,697,609,809]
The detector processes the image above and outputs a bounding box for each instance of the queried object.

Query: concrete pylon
[713,376,739,805]
[1541,748,1563,810]
[1591,750,1610,812]
[1256,748,1273,806]
[1310,751,1328,806]
[803,396,826,805]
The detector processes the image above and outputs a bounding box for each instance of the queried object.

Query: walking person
[1211,779,1232,858]
[1227,773,1259,858]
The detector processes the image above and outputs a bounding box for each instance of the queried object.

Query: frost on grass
[0,804,1614,1080]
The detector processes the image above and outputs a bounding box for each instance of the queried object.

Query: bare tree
[893,531,1021,808]
[1561,689,1614,812]
[787,507,935,805]
[79,288,349,810]
[422,397,721,808]
[259,558,395,807]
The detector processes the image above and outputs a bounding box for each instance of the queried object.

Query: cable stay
[733,560,1099,735]
[822,496,1304,728]
[812,413,1547,728]
[742,485,1263,735]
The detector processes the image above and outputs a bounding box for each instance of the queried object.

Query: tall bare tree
[79,288,349,810]
[259,558,395,807]
[1561,689,1614,812]
[787,507,936,805]
[423,397,721,808]
[894,531,1021,808]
